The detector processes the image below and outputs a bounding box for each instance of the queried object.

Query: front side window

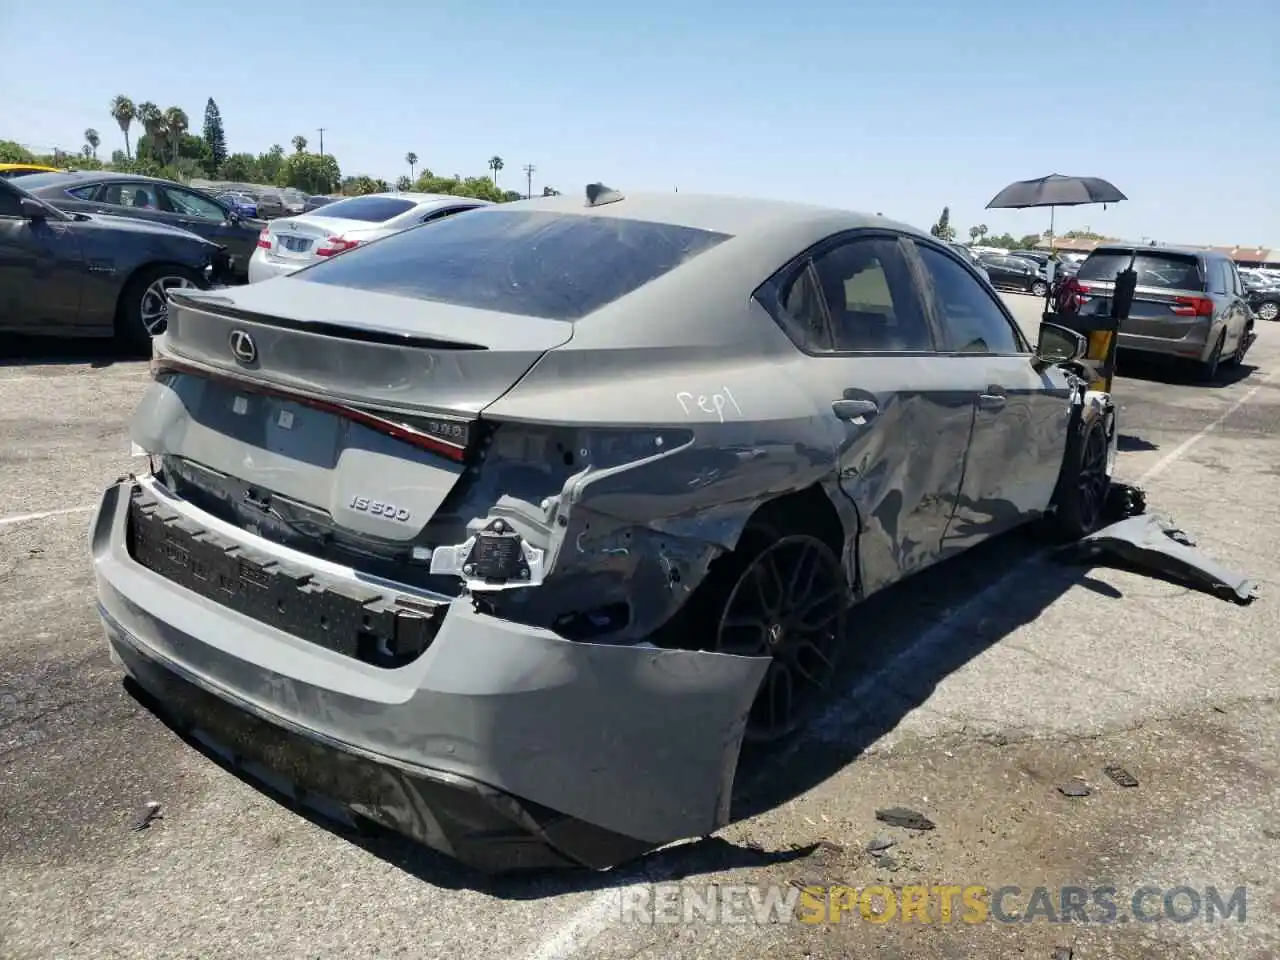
[914,242,1025,354]
[162,187,227,221]
[292,209,732,321]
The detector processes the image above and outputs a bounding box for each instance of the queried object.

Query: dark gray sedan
[19,171,264,282]
[0,176,231,346]
[91,187,1117,874]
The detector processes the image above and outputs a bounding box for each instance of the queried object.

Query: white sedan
[247,192,493,282]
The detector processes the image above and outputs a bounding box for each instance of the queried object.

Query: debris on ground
[1051,946,1074,960]
[1065,512,1261,604]
[873,854,899,871]
[1103,764,1139,787]
[875,808,935,831]
[1057,781,1091,798]
[865,835,897,853]
[1101,481,1147,523]
[132,801,162,831]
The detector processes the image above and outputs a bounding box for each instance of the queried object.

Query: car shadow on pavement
[1116,353,1259,388]
[0,335,143,369]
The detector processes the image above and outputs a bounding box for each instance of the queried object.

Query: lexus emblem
[228,329,257,365]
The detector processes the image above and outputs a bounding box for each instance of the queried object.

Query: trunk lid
[134,282,573,556]
[262,215,361,264]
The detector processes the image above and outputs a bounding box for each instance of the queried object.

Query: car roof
[1090,243,1217,260]
[326,191,495,206]
[512,189,921,241]
[0,163,61,172]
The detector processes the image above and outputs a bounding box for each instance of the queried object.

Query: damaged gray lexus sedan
[89,186,1117,873]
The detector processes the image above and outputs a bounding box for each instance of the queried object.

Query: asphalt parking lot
[2,294,1278,960]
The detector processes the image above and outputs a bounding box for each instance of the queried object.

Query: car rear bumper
[246,250,307,283]
[89,477,768,873]
[1116,328,1212,361]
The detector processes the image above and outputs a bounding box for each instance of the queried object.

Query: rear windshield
[312,195,416,223]
[1077,251,1204,290]
[292,209,733,320]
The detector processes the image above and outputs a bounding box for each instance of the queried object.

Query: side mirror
[19,197,47,220]
[1034,321,1088,367]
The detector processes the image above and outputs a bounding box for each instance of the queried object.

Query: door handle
[978,393,1007,410]
[832,398,879,422]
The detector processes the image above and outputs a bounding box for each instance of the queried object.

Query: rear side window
[1078,251,1204,291]
[309,196,416,222]
[293,209,732,320]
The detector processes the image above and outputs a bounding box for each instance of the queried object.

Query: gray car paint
[93,191,1110,869]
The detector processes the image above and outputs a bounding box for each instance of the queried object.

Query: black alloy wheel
[712,534,848,743]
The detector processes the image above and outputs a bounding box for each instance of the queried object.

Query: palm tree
[136,102,162,162]
[977,223,989,243]
[84,128,100,159]
[488,156,503,187]
[405,151,418,182]
[109,96,135,160]
[969,225,981,244]
[292,135,308,154]
[163,107,188,166]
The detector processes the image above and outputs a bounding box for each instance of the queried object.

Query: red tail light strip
[151,355,470,462]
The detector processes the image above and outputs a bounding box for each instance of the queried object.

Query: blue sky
[4,0,1277,246]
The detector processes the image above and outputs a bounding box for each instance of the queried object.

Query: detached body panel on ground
[89,192,1115,872]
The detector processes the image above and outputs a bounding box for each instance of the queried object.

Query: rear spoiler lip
[167,290,488,352]
[150,348,474,462]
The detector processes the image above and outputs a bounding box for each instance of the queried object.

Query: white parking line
[0,506,95,528]
[1134,378,1270,485]
[520,369,1274,960]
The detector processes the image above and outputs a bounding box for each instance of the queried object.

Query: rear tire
[1031,279,1049,298]
[659,518,851,745]
[1255,300,1278,322]
[116,265,203,350]
[1196,331,1226,382]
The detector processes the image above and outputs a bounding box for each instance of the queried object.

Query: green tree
[218,152,259,182]
[109,95,136,160]
[968,225,981,243]
[929,206,956,242]
[502,190,523,202]
[395,175,412,191]
[279,151,340,194]
[258,145,286,182]
[162,107,189,166]
[136,102,163,161]
[292,135,308,154]
[83,128,100,158]
[202,98,228,173]
[1063,228,1106,240]
[0,140,36,163]
[976,223,988,243]
[405,152,418,181]
[488,155,503,186]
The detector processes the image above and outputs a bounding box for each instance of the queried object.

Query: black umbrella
[986,173,1127,210]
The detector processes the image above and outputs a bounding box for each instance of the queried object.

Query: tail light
[316,236,360,257]
[256,227,271,249]
[1172,296,1214,317]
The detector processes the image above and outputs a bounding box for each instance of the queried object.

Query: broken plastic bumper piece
[1071,513,1261,605]
[89,478,769,874]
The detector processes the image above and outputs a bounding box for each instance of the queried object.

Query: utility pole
[316,127,326,158]
[523,163,536,200]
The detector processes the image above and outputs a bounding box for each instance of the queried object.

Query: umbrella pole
[1044,205,1056,310]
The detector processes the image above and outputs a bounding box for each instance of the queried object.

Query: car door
[158,184,256,272]
[765,231,974,594]
[909,239,1074,550]
[0,182,87,334]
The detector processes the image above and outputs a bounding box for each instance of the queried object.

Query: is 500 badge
[349,495,411,523]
